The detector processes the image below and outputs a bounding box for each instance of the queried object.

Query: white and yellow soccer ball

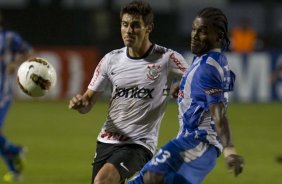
[17,57,57,97]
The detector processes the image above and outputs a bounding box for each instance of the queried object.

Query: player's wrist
[223,146,237,158]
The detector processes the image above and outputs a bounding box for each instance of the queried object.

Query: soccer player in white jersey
[128,7,244,184]
[68,1,188,184]
[0,11,33,182]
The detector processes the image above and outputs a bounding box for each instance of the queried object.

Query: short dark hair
[120,0,154,26]
[197,7,230,51]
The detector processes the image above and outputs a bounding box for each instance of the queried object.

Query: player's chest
[109,60,167,86]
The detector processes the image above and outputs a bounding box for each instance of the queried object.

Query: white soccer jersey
[88,44,188,153]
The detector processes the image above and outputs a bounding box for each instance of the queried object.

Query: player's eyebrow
[121,20,141,24]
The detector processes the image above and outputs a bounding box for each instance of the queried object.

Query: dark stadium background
[2,0,282,51]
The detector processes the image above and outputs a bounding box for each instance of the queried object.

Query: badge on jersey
[205,88,223,95]
[147,64,161,80]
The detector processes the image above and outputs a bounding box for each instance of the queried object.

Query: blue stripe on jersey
[182,101,204,130]
[177,51,235,151]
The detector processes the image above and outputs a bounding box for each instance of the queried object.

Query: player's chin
[191,47,200,55]
[124,38,136,45]
[124,42,134,48]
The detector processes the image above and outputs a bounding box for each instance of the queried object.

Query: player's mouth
[124,35,135,41]
[191,40,200,47]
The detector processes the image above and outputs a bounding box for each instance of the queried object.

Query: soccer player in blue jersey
[128,7,244,184]
[0,11,33,182]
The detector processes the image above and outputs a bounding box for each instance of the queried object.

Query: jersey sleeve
[198,62,225,105]
[168,51,188,76]
[88,55,110,92]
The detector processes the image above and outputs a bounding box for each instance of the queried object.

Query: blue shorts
[0,99,12,128]
[129,136,218,184]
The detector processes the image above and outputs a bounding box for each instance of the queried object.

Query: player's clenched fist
[225,154,244,177]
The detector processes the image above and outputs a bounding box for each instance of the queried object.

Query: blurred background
[1,0,282,102]
[1,0,282,184]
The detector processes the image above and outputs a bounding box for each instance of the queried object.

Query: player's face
[191,17,218,56]
[121,13,151,49]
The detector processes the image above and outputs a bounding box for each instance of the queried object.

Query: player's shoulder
[107,47,125,57]
[103,47,126,61]
[153,44,181,54]
[153,44,169,54]
[0,30,29,47]
[2,29,21,38]
[202,51,227,66]
[153,44,184,60]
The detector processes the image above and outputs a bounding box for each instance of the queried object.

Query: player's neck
[210,48,221,53]
[128,41,152,58]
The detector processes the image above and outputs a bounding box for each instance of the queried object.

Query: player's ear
[146,23,154,33]
[217,31,224,41]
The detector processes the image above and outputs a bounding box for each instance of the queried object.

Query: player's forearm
[209,103,236,155]
[216,116,233,148]
[215,116,237,157]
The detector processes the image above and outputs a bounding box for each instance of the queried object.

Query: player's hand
[171,86,179,99]
[68,94,89,110]
[169,79,180,99]
[225,154,244,177]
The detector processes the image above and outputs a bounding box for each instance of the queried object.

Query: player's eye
[121,22,128,27]
[131,22,142,29]
[200,29,208,35]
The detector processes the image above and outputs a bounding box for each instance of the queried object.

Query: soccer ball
[17,57,57,97]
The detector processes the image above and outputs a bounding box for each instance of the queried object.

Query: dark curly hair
[197,7,230,51]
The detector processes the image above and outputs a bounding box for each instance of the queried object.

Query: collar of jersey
[126,44,155,60]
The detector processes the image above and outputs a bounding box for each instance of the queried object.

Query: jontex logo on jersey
[113,86,154,99]
[147,64,161,80]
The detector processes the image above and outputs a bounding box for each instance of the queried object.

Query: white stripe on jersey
[178,60,200,117]
[206,57,224,81]
[198,114,223,152]
[180,142,208,163]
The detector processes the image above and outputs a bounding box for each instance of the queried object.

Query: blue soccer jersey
[128,50,235,184]
[176,50,235,153]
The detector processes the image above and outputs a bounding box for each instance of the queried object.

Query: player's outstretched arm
[209,103,244,177]
[69,89,100,114]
